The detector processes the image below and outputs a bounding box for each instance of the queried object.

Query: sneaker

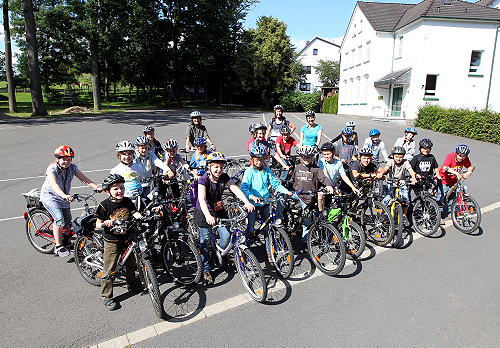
[275,219,282,227]
[403,216,410,227]
[203,272,213,285]
[103,298,118,311]
[54,245,70,257]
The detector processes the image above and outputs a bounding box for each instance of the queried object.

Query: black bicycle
[411,176,441,237]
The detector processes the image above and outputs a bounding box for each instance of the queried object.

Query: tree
[3,0,18,113]
[315,59,340,87]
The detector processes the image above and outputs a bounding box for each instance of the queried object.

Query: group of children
[39,107,475,311]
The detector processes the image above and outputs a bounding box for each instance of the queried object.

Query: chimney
[306,40,310,46]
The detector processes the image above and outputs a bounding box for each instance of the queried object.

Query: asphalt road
[0,110,498,347]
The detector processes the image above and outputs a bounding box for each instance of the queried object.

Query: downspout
[486,23,500,110]
[387,32,397,117]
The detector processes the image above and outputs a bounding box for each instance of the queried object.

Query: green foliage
[322,94,338,114]
[314,60,340,87]
[279,91,321,112]
[416,104,500,144]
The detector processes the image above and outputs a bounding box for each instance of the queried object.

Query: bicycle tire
[226,161,246,184]
[412,196,441,236]
[139,258,164,319]
[268,226,295,278]
[361,200,395,246]
[74,235,103,286]
[234,248,267,302]
[342,220,366,259]
[451,195,481,234]
[390,202,404,247]
[26,209,55,254]
[307,222,346,276]
[162,236,202,286]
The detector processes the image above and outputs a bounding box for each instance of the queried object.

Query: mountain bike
[444,175,481,234]
[22,189,97,254]
[383,177,412,247]
[411,176,441,236]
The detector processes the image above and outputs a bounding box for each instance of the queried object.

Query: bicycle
[74,215,164,319]
[226,158,247,185]
[22,189,98,254]
[205,209,268,302]
[411,176,441,236]
[443,175,481,234]
[383,177,412,247]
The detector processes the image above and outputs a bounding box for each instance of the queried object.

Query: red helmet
[54,145,74,158]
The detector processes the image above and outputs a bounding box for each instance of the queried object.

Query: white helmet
[163,139,179,150]
[190,111,202,118]
[297,145,317,156]
[116,141,135,152]
[346,121,356,127]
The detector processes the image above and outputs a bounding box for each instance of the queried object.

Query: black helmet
[280,125,292,135]
[143,126,155,133]
[358,147,373,156]
[274,104,283,110]
[419,138,433,149]
[320,142,336,152]
[102,174,125,191]
[391,146,406,155]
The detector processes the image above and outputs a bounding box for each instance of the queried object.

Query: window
[305,66,312,74]
[366,41,371,61]
[359,19,363,33]
[351,49,355,67]
[300,83,311,91]
[469,51,483,73]
[358,45,363,65]
[362,74,369,102]
[424,74,437,96]
[349,78,354,103]
[397,36,403,58]
[313,49,318,55]
[355,76,361,102]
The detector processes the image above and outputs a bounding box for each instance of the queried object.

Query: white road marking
[94,201,500,348]
[262,113,267,126]
[0,168,111,182]
[0,206,90,222]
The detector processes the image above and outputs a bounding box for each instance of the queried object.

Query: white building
[339,0,500,120]
[297,37,341,93]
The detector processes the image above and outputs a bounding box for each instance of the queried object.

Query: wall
[299,39,340,93]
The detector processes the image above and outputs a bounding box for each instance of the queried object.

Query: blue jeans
[42,201,71,226]
[436,182,455,219]
[199,224,231,273]
[279,158,291,181]
[291,192,310,242]
[246,204,270,251]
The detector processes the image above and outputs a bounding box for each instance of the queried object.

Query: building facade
[339,0,500,119]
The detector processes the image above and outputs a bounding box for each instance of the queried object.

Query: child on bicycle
[95,174,143,311]
[335,127,358,166]
[110,141,144,199]
[410,138,441,192]
[275,125,299,181]
[363,128,389,167]
[194,152,254,285]
[162,139,199,197]
[143,126,165,160]
[436,144,475,219]
[185,111,216,152]
[394,127,418,161]
[40,145,101,257]
[377,146,418,226]
[250,123,289,171]
[331,121,359,149]
[241,145,292,249]
[189,137,212,177]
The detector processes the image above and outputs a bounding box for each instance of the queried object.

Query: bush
[322,94,338,114]
[279,91,321,112]
[416,104,500,144]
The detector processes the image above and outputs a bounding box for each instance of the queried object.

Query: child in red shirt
[275,125,299,181]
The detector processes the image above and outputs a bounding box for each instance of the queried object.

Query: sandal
[203,272,213,285]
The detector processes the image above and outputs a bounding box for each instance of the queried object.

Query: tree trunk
[104,58,109,102]
[3,0,18,113]
[219,73,223,105]
[135,85,139,102]
[148,80,152,104]
[90,38,101,110]
[22,0,47,116]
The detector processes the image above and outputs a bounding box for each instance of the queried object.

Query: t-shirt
[95,197,137,242]
[363,137,388,162]
[194,172,231,227]
[301,124,322,146]
[335,143,358,163]
[268,118,290,143]
[133,150,169,178]
[291,163,333,204]
[394,137,416,161]
[385,158,412,180]
[275,135,298,156]
[439,152,472,186]
[40,163,79,208]
[186,124,210,146]
[246,137,255,151]
[350,160,378,176]
[318,158,345,185]
[110,162,144,198]
[410,153,439,178]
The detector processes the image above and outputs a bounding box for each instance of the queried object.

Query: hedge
[322,94,338,114]
[279,91,321,112]
[415,104,500,144]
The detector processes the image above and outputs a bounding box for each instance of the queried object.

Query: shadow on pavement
[162,284,206,321]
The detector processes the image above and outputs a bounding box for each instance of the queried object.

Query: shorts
[382,183,409,205]
[42,201,72,226]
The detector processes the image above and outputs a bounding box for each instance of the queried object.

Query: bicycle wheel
[412,196,441,236]
[162,236,202,286]
[187,216,200,245]
[342,220,366,259]
[451,194,481,234]
[307,222,346,276]
[139,257,164,319]
[26,209,55,254]
[226,161,246,184]
[74,234,103,286]
[390,202,404,247]
[234,248,267,302]
[361,201,395,246]
[268,226,295,278]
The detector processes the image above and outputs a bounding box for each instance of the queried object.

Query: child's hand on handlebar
[243,202,255,212]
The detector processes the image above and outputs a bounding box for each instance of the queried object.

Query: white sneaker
[54,245,70,257]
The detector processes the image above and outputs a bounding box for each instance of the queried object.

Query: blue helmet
[342,127,354,136]
[455,144,470,155]
[250,145,267,158]
[194,137,207,146]
[369,129,381,136]
[405,127,418,134]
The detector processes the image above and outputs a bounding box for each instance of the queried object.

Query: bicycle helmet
[369,128,381,136]
[280,125,292,135]
[297,145,317,156]
[320,142,336,152]
[419,138,433,149]
[143,126,155,133]
[346,121,356,127]
[250,145,267,158]
[405,127,418,135]
[102,174,125,191]
[249,123,258,133]
[116,141,135,153]
[391,146,406,155]
[163,139,179,150]
[342,127,354,136]
[305,110,315,117]
[455,144,470,155]
[54,145,74,158]
[207,152,227,163]
[274,104,283,110]
[190,111,202,118]
[134,135,150,146]
[194,137,207,146]
[358,147,373,157]
[253,123,267,131]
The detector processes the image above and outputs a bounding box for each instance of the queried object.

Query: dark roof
[358,0,500,32]
[298,37,340,55]
[374,67,412,87]
[475,0,494,6]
